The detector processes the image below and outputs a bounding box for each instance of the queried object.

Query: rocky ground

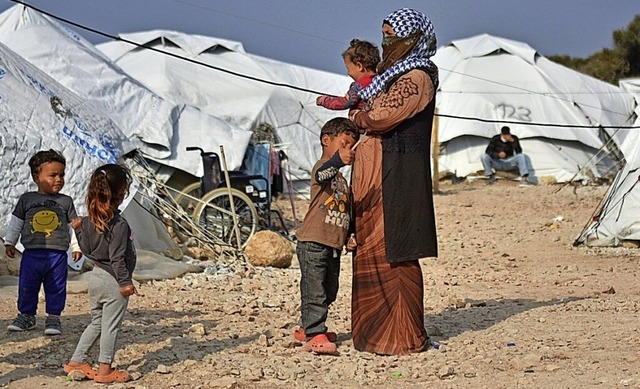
[1,179,640,389]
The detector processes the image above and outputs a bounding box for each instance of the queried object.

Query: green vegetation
[548,15,640,84]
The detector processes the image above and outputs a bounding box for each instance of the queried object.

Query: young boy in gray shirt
[4,149,81,335]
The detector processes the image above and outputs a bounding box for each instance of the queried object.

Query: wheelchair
[171,147,288,248]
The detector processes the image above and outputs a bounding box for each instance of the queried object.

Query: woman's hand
[71,216,83,229]
[348,109,361,122]
[346,234,357,252]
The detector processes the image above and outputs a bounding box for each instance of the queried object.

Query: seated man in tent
[481,126,533,185]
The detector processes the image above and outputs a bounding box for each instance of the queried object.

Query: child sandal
[63,362,97,380]
[94,369,131,384]
[304,333,338,355]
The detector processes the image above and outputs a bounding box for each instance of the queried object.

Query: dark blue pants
[297,241,340,336]
[17,249,68,316]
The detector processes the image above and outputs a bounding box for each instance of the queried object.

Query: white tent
[97,30,351,185]
[0,5,252,177]
[574,120,640,246]
[575,79,640,246]
[0,41,175,256]
[432,34,636,183]
[619,78,640,101]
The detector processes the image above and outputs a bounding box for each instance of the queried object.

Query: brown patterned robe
[350,69,437,355]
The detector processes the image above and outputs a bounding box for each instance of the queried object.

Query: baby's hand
[72,251,83,262]
[5,245,15,258]
[71,216,83,229]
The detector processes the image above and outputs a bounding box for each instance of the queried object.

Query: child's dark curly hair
[28,149,66,177]
[320,117,360,142]
[343,39,380,72]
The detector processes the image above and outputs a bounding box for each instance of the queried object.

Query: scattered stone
[511,354,540,371]
[188,323,207,336]
[545,364,561,372]
[247,367,264,381]
[258,334,270,347]
[620,378,634,386]
[437,366,455,379]
[282,340,302,349]
[453,298,466,308]
[66,370,86,381]
[601,286,616,294]
[621,240,640,249]
[208,377,238,388]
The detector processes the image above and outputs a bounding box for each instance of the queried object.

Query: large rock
[244,230,293,268]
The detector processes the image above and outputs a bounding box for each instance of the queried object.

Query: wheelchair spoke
[193,188,258,248]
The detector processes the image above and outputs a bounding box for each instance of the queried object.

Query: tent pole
[432,107,440,193]
[284,158,299,229]
[219,145,243,250]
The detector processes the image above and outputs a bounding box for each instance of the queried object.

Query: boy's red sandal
[293,327,337,342]
[304,333,338,355]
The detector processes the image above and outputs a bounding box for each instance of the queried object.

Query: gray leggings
[71,266,129,364]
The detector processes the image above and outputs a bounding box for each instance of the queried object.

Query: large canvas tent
[575,79,640,246]
[0,41,175,255]
[0,5,252,177]
[432,34,636,183]
[97,30,351,187]
[619,78,640,100]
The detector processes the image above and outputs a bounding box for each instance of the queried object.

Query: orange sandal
[63,362,97,380]
[94,369,131,384]
[294,327,337,342]
[304,333,338,355]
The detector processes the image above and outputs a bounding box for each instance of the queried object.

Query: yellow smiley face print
[30,210,62,237]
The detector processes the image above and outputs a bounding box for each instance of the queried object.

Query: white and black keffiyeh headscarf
[359,8,438,101]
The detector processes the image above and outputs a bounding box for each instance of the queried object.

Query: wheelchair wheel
[192,187,258,248]
[169,182,202,243]
[172,182,202,215]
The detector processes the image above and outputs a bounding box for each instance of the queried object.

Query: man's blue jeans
[296,241,340,336]
[481,153,529,177]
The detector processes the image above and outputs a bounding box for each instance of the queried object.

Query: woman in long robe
[349,8,439,356]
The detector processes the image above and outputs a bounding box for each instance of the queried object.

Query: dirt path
[1,181,639,388]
